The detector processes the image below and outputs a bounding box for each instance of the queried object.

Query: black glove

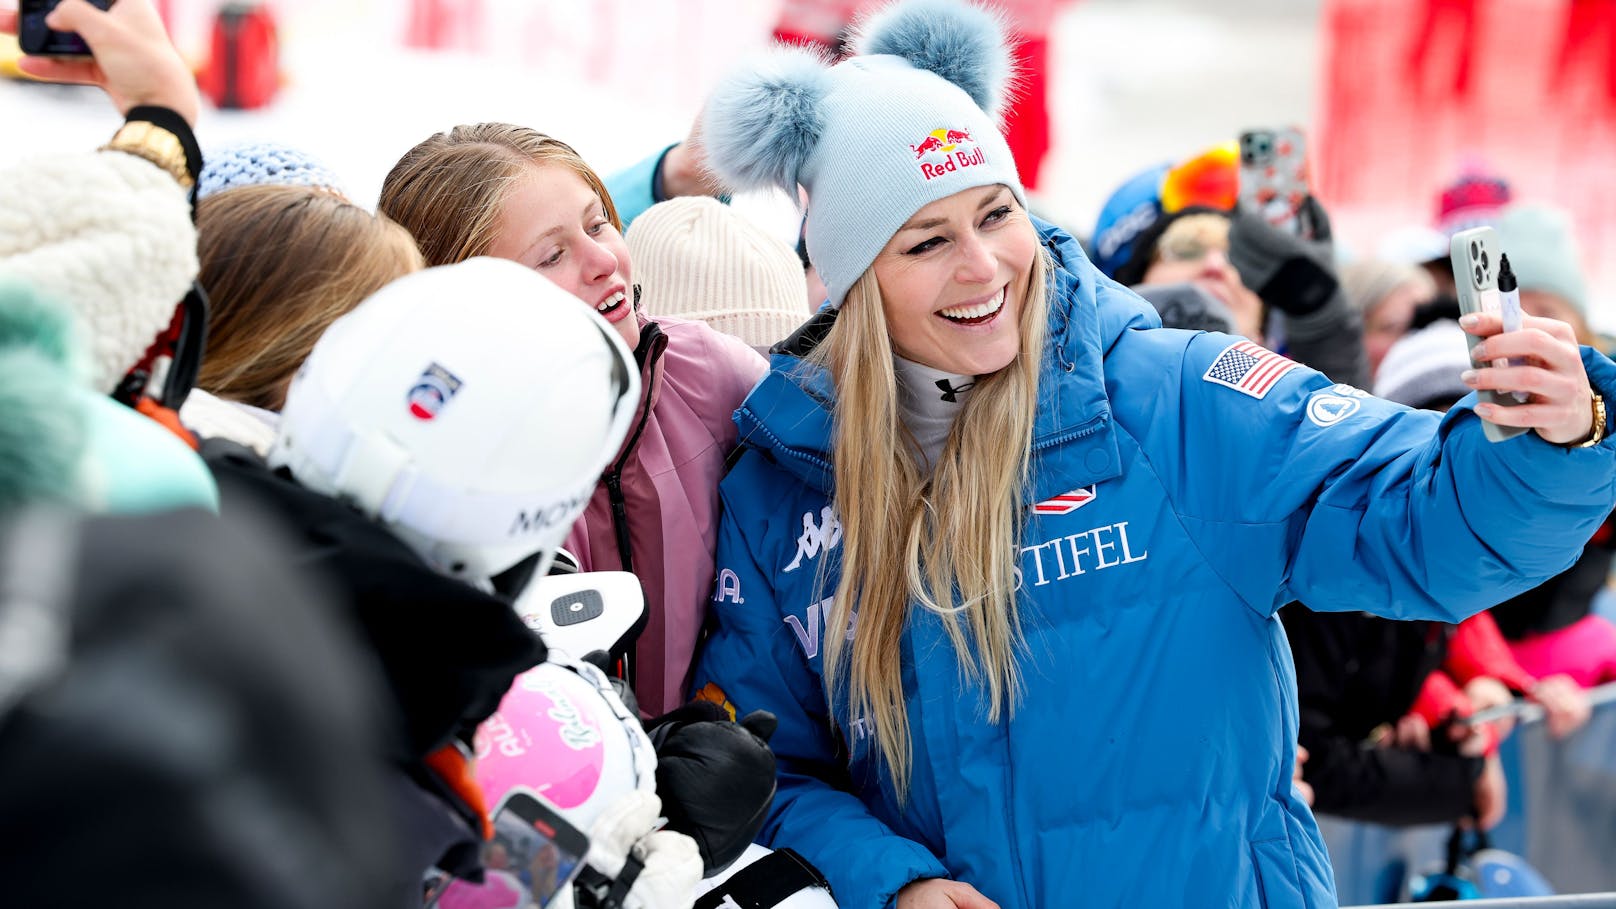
[1227,199,1339,318]
[645,702,778,875]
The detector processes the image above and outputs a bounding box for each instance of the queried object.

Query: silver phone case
[1450,226,1526,442]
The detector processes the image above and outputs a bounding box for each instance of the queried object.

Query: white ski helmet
[694,843,839,908]
[270,257,638,587]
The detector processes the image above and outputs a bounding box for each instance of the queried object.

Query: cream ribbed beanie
[628,197,809,350]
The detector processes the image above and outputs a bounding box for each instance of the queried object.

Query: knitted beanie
[1494,203,1587,317]
[0,151,198,395]
[628,197,808,350]
[1372,319,1473,410]
[702,0,1022,309]
[198,141,349,201]
[1436,171,1511,236]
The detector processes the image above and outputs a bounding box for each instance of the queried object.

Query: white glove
[586,789,701,909]
[623,829,701,909]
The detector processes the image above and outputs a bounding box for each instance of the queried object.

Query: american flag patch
[1034,486,1096,516]
[1202,340,1299,400]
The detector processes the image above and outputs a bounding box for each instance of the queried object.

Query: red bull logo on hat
[407,362,464,421]
[909,127,985,181]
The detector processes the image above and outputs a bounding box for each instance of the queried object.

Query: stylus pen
[1497,253,1529,403]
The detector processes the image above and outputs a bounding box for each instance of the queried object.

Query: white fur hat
[0,151,198,394]
[628,197,809,350]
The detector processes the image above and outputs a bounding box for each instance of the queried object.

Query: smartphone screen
[18,0,112,57]
[429,788,591,909]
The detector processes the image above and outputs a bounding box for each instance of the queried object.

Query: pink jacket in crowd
[563,314,768,715]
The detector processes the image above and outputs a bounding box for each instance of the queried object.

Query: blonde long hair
[814,247,1051,796]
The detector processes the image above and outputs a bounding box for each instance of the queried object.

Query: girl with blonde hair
[690,2,1616,908]
[379,123,767,717]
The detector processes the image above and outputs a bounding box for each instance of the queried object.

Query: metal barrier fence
[1346,895,1616,908]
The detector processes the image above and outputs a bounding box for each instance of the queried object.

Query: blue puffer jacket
[692,220,1616,909]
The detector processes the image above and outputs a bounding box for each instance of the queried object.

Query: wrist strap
[122,106,203,187]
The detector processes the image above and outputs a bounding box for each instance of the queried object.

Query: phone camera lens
[1470,241,1481,259]
[1474,265,1485,287]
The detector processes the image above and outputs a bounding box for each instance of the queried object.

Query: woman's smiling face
[870,184,1036,376]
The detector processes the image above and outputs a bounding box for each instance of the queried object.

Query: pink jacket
[563,315,767,715]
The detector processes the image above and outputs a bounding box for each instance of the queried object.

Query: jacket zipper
[1031,411,1109,452]
[738,413,836,480]
[602,324,664,686]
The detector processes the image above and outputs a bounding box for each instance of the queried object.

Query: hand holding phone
[10,0,200,126]
[1449,227,1528,442]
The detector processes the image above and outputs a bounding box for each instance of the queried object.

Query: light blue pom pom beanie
[1495,203,1588,317]
[702,0,1022,309]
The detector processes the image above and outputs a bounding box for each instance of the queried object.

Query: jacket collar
[737,219,1155,499]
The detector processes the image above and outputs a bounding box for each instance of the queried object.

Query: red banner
[1316,0,1616,318]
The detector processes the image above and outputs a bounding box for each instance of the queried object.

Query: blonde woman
[379,125,767,717]
[689,2,1616,908]
[182,184,424,452]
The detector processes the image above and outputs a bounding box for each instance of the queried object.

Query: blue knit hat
[702,0,1022,309]
[198,141,349,201]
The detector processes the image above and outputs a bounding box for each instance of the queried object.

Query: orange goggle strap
[133,397,200,451]
[425,743,494,841]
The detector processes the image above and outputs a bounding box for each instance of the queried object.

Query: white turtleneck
[893,355,976,471]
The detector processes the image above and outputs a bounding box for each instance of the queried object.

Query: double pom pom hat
[702,0,1024,309]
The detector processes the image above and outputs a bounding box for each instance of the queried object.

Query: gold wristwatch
[101,120,194,190]
[1570,392,1607,449]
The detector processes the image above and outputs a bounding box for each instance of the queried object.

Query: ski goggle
[1161,142,1239,215]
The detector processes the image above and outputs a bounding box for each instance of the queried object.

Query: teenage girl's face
[487,163,639,350]
[871,184,1036,377]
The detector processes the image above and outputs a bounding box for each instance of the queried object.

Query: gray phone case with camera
[1450,227,1527,443]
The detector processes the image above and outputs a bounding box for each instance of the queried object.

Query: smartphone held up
[1450,226,1530,443]
[18,0,113,57]
[1238,126,1312,239]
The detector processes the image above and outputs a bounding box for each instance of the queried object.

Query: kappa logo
[407,362,464,421]
[783,506,841,573]
[1034,486,1096,516]
[909,127,987,182]
[1307,392,1361,427]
